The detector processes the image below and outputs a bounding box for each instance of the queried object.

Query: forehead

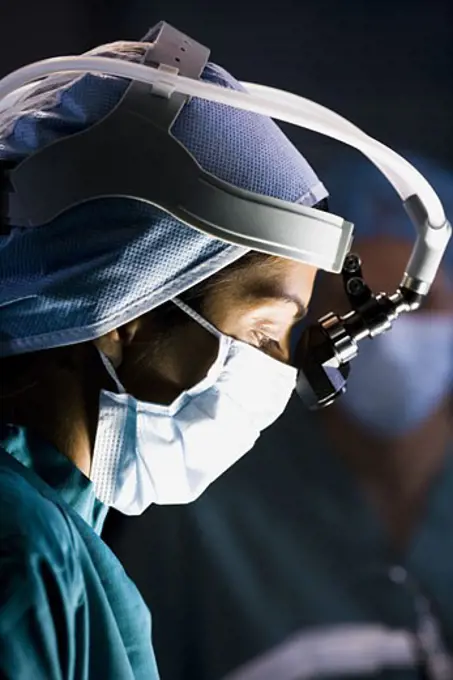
[201,255,317,321]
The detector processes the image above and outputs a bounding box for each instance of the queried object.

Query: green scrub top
[0,423,160,680]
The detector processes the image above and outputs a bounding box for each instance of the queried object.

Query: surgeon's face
[201,256,316,360]
[103,256,317,405]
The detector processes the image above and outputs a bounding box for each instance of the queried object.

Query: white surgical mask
[90,298,297,514]
[341,314,453,437]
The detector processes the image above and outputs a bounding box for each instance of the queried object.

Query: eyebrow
[278,294,308,321]
[247,282,308,321]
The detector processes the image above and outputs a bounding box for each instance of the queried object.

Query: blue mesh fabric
[0,43,327,356]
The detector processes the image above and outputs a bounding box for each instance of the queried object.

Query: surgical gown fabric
[0,424,159,680]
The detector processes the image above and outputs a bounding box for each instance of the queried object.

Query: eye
[253,332,281,353]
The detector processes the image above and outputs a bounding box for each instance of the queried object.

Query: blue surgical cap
[0,43,327,357]
[324,152,453,275]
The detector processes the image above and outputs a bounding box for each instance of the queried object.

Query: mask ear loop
[96,348,127,394]
[172,297,222,339]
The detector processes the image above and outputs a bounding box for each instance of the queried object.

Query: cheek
[118,324,220,405]
[116,344,168,402]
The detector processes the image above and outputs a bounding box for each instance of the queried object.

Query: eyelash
[254,332,280,352]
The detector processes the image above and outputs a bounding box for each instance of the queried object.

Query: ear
[93,319,142,369]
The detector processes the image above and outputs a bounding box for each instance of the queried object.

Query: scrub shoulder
[0,447,159,680]
[0,453,84,675]
[0,450,80,554]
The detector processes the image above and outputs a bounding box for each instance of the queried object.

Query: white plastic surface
[0,55,446,227]
[0,55,450,286]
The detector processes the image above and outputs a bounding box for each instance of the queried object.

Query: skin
[4,232,448,550]
[310,236,453,549]
[2,256,317,478]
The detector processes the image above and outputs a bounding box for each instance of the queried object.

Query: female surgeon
[0,22,329,680]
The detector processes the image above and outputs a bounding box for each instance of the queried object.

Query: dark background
[1,0,452,177]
